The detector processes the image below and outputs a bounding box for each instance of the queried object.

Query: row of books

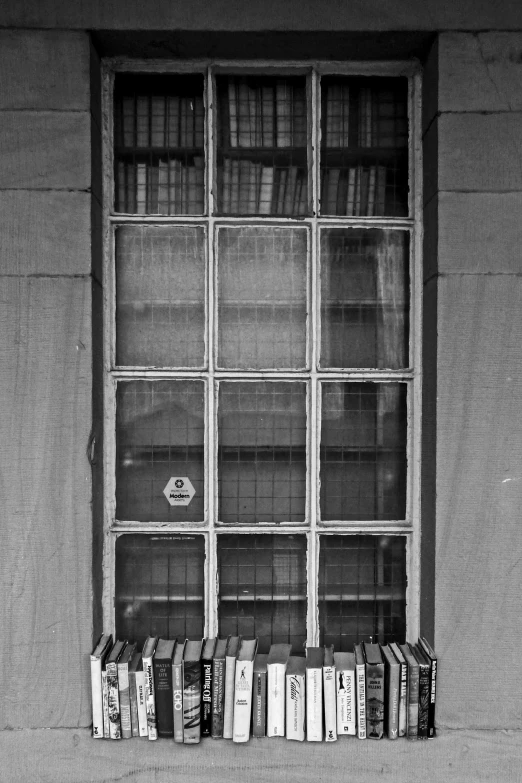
[221,160,307,215]
[116,95,205,149]
[320,165,387,217]
[116,159,204,215]
[90,635,437,744]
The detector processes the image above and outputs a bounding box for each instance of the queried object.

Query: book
[354,643,367,739]
[201,637,217,737]
[414,644,431,740]
[285,656,306,742]
[153,638,176,738]
[127,651,142,738]
[223,636,241,739]
[142,636,159,741]
[381,644,400,739]
[157,159,169,213]
[117,641,137,739]
[400,643,419,740]
[232,638,258,743]
[363,642,385,739]
[323,645,337,742]
[106,639,127,740]
[267,643,292,737]
[419,637,438,738]
[334,651,356,736]
[135,657,148,737]
[346,167,357,216]
[183,639,203,744]
[211,637,229,738]
[389,642,408,737]
[172,639,186,743]
[375,164,387,215]
[252,653,268,738]
[101,657,110,739]
[305,646,324,742]
[90,633,113,738]
[237,81,250,147]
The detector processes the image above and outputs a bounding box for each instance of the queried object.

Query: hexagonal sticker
[163,477,196,506]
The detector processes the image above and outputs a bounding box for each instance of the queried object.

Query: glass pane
[115,534,205,648]
[320,76,408,217]
[114,74,205,215]
[216,75,308,216]
[318,535,406,651]
[218,534,307,653]
[116,381,204,522]
[116,225,206,368]
[320,382,407,521]
[320,229,409,369]
[218,382,306,523]
[217,226,308,369]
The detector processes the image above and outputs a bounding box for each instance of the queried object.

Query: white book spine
[336,668,356,735]
[323,663,337,742]
[356,662,367,739]
[90,656,104,738]
[286,672,305,741]
[232,660,254,743]
[267,663,286,736]
[101,670,110,738]
[135,670,148,737]
[306,668,323,742]
[143,654,157,740]
[223,657,237,739]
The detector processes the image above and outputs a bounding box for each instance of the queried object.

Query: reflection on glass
[218,382,306,523]
[116,381,204,522]
[217,227,308,370]
[116,225,206,367]
[320,382,406,521]
[218,534,307,653]
[320,229,409,369]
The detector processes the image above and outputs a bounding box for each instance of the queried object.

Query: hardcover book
[117,641,137,739]
[142,636,159,741]
[389,642,408,737]
[135,661,148,738]
[172,640,186,743]
[183,639,203,744]
[400,643,419,740]
[106,640,127,740]
[381,644,400,739]
[201,637,217,737]
[90,634,113,739]
[153,639,176,738]
[363,643,385,740]
[252,653,268,738]
[232,638,258,743]
[211,637,229,738]
[414,644,431,740]
[285,656,306,742]
[128,651,143,738]
[323,645,337,742]
[305,647,324,742]
[267,643,292,737]
[354,643,367,740]
[419,637,438,738]
[223,636,241,739]
[334,651,356,736]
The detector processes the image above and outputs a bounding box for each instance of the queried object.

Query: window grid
[103,61,421,648]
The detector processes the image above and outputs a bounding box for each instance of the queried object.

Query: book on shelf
[183,639,203,744]
[135,659,148,738]
[389,642,408,738]
[118,641,137,739]
[334,651,356,736]
[142,636,159,741]
[252,653,268,738]
[285,656,306,742]
[414,644,431,740]
[223,636,241,739]
[153,639,176,739]
[128,651,144,738]
[400,642,419,740]
[172,639,186,743]
[323,645,337,742]
[267,643,292,737]
[305,647,324,742]
[102,654,110,739]
[211,637,229,738]
[106,639,127,740]
[354,643,367,740]
[90,633,113,739]
[363,642,385,740]
[381,644,400,740]
[419,637,438,739]
[232,638,258,743]
[201,637,217,737]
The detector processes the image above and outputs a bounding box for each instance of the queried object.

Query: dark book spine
[417,661,430,739]
[211,659,225,738]
[427,657,437,738]
[365,663,385,739]
[201,658,213,736]
[183,661,202,744]
[252,669,267,738]
[407,665,419,740]
[154,660,174,738]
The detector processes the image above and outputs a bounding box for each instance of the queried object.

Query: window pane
[115,534,205,648]
[114,74,205,215]
[320,76,408,217]
[219,382,306,523]
[318,535,406,651]
[320,382,407,521]
[218,534,307,653]
[320,228,409,369]
[216,75,308,216]
[116,225,206,368]
[217,226,308,369]
[116,381,204,522]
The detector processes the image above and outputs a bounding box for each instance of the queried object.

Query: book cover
[381,644,400,739]
[106,639,127,740]
[363,642,385,739]
[400,643,419,740]
[211,637,229,738]
[252,653,268,738]
[135,662,148,738]
[117,641,137,739]
[90,633,113,739]
[232,638,258,743]
[323,645,337,742]
[142,636,159,741]
[334,651,356,736]
[201,637,217,737]
[389,642,408,737]
[153,638,176,738]
[305,646,324,742]
[183,639,203,744]
[286,656,306,742]
[223,636,241,739]
[354,643,367,739]
[172,639,186,743]
[419,637,438,738]
[128,651,142,738]
[414,644,431,740]
[267,643,292,737]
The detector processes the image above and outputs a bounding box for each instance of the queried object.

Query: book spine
[418,662,430,739]
[211,658,226,738]
[386,666,400,740]
[183,661,202,744]
[365,662,385,739]
[306,668,323,742]
[101,670,110,739]
[232,660,254,743]
[407,665,419,740]
[143,654,157,741]
[201,658,213,737]
[336,669,356,736]
[118,663,132,739]
[90,656,104,738]
[252,669,267,738]
[267,663,286,737]
[286,672,305,742]
[323,662,337,742]
[135,670,148,738]
[173,662,184,743]
[398,661,408,737]
[428,657,437,738]
[106,661,121,740]
[356,661,366,739]
[223,657,237,739]
[128,670,138,738]
[154,660,174,738]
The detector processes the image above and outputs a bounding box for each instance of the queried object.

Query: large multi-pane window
[104,63,421,653]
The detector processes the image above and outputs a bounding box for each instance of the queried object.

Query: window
[102,61,422,654]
